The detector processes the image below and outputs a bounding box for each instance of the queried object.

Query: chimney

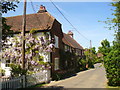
[67,31,73,38]
[37,5,47,13]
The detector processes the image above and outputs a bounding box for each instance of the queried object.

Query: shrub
[10,63,27,77]
[0,68,5,76]
[78,58,87,71]
[52,72,65,81]
[104,49,120,86]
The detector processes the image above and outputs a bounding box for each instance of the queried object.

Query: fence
[1,70,51,90]
[1,75,25,90]
[26,70,51,87]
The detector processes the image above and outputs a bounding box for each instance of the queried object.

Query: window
[65,45,67,51]
[6,60,10,67]
[54,58,59,70]
[54,35,59,48]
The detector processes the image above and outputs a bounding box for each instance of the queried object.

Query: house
[63,31,83,56]
[2,5,63,76]
[60,31,84,71]
[2,5,84,77]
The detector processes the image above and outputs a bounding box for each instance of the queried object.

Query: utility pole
[22,0,27,69]
[90,40,92,49]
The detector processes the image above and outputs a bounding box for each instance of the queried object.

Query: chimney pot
[67,31,73,38]
[38,5,47,13]
[40,5,46,10]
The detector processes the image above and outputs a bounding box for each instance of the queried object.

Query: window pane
[54,35,59,48]
[54,58,59,70]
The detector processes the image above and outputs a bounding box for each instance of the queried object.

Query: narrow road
[44,63,107,88]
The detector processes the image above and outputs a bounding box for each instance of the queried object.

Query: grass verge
[106,85,120,88]
[27,83,45,88]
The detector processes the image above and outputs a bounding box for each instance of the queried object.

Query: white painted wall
[1,32,51,76]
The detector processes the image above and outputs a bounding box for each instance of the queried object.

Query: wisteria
[1,31,55,72]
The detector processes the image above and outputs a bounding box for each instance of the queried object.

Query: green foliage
[78,58,87,71]
[1,0,19,41]
[99,2,120,86]
[104,49,120,86]
[84,48,96,68]
[52,72,61,81]
[91,47,96,54]
[98,39,120,86]
[59,49,76,70]
[10,63,27,77]
[0,68,5,76]
[26,71,35,75]
[30,29,36,34]
[98,39,111,57]
[95,57,103,63]
[2,17,14,41]
[1,0,19,13]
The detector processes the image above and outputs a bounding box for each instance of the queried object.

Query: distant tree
[98,39,111,57]
[84,48,96,68]
[90,47,96,54]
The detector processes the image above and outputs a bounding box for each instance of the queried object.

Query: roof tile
[63,33,83,49]
[6,12,55,32]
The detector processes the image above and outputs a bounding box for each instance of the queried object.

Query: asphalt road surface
[44,63,107,88]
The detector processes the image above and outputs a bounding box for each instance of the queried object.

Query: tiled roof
[6,12,55,32]
[62,33,83,49]
[5,10,83,50]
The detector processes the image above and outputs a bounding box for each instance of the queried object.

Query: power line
[49,0,89,41]
[30,0,90,43]
[30,0,42,27]
[30,0,52,30]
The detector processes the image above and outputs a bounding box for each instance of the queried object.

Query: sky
[3,2,115,51]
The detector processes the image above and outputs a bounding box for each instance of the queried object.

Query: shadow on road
[62,73,77,79]
[59,69,89,80]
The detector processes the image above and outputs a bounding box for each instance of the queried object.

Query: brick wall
[50,19,64,73]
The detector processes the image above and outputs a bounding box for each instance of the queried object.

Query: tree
[2,18,14,41]
[90,47,96,54]
[99,2,120,86]
[1,0,19,13]
[1,0,19,40]
[84,48,96,68]
[98,39,111,57]
[0,1,19,73]
[106,2,120,86]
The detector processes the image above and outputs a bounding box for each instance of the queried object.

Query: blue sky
[3,2,115,50]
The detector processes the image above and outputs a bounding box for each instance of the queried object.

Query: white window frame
[54,35,59,48]
[54,58,59,70]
